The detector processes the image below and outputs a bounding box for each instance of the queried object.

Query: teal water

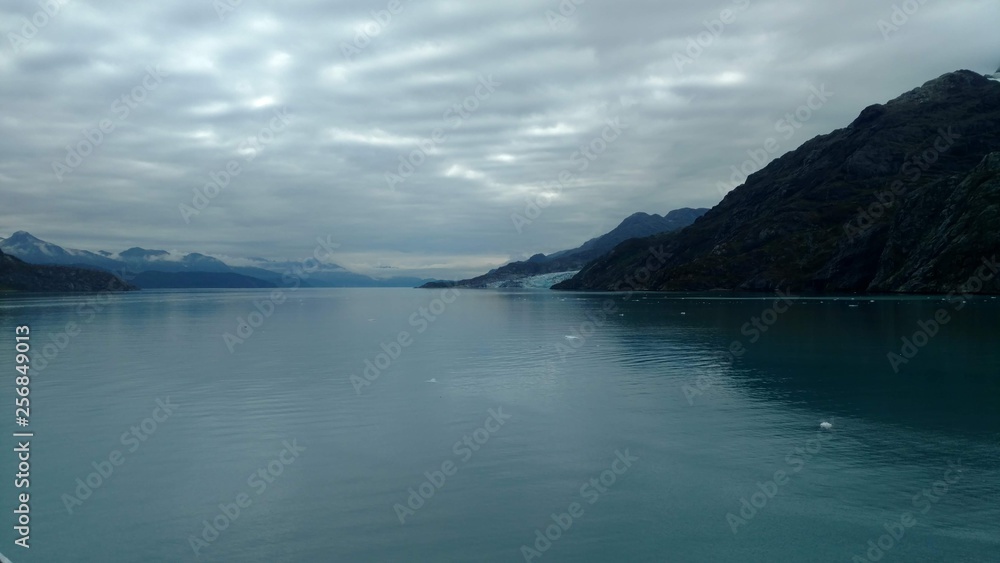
[1,288,998,562]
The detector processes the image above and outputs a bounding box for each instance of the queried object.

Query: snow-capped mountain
[116,248,234,274]
[0,231,121,270]
[0,231,429,288]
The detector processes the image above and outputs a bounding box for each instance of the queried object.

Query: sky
[1,0,998,279]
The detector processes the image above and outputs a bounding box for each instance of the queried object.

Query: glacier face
[483,270,580,289]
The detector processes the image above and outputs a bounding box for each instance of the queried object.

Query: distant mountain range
[422,208,708,288]
[556,70,1000,294]
[0,248,137,292]
[9,68,998,295]
[0,231,429,289]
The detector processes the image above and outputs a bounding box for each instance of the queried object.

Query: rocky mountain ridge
[422,208,708,288]
[555,70,1000,294]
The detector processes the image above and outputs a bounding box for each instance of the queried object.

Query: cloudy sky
[1,0,997,278]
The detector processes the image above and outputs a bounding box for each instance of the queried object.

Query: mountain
[116,247,235,274]
[0,248,136,292]
[176,253,233,273]
[549,208,709,261]
[228,259,429,287]
[1,232,431,288]
[130,271,277,289]
[0,231,121,270]
[422,208,708,288]
[119,247,169,260]
[555,70,1000,294]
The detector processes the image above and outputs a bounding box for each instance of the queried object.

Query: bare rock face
[870,152,1000,293]
[557,70,1000,294]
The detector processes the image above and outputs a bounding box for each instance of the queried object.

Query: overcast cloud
[1,0,997,278]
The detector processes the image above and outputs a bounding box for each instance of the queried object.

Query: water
[1,288,998,562]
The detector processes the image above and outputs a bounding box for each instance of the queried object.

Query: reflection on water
[1,288,996,562]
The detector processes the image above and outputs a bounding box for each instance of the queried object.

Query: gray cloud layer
[1,0,997,278]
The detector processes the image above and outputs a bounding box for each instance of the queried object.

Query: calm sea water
[1,288,998,562]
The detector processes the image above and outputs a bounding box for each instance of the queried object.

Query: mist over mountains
[5,69,1000,295]
[0,247,137,292]
[0,231,427,289]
